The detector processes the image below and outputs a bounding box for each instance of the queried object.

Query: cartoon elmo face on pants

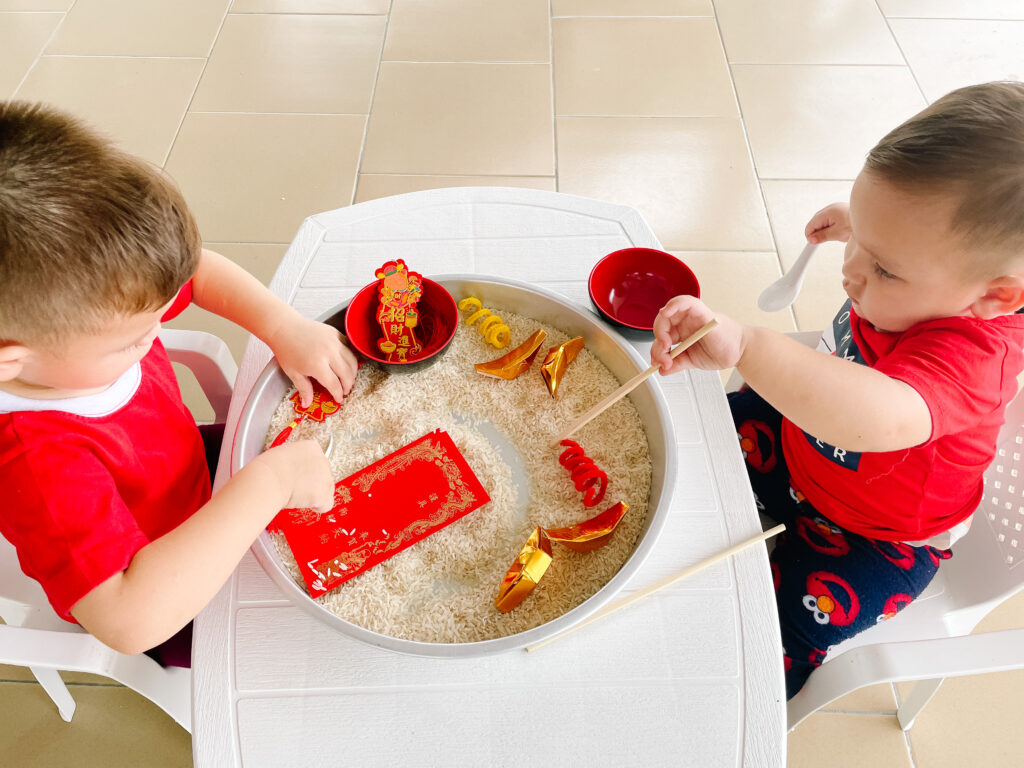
[808,647,828,667]
[926,546,953,567]
[802,571,860,627]
[797,516,851,557]
[737,419,778,473]
[876,593,912,623]
[872,540,916,571]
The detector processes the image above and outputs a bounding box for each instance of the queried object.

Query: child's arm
[650,295,932,453]
[190,248,358,407]
[69,440,333,655]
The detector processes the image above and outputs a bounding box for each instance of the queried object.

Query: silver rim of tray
[231,274,678,657]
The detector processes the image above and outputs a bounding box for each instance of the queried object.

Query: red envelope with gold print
[270,430,490,598]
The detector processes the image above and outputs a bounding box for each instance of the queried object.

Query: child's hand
[651,295,746,375]
[805,202,851,244]
[267,314,359,408]
[264,440,335,512]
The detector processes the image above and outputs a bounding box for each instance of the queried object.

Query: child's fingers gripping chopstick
[651,295,716,374]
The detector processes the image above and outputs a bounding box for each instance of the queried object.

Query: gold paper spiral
[458,297,511,349]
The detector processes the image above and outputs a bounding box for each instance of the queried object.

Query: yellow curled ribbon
[458,296,512,349]
[494,501,629,613]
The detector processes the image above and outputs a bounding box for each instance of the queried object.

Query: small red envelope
[270,430,490,598]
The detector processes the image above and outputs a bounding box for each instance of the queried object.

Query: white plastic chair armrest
[160,329,237,424]
[0,623,112,672]
[0,624,192,731]
[788,627,1024,731]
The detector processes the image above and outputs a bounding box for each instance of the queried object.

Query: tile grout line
[159,3,232,170]
[187,110,375,117]
[892,681,921,768]
[371,59,551,65]
[549,0,559,192]
[552,15,715,20]
[706,0,799,330]
[225,11,387,18]
[32,54,208,61]
[870,0,930,105]
[180,111,788,119]
[10,0,79,98]
[350,0,394,204]
[818,707,898,716]
[885,15,1024,22]
[714,61,911,68]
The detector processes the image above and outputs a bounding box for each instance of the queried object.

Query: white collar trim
[0,363,142,417]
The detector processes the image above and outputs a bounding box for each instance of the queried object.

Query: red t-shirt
[783,301,1024,542]
[0,285,210,621]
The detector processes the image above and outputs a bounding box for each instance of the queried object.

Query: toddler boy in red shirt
[651,82,1024,696]
[0,102,354,660]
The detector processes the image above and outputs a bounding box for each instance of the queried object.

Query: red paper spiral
[558,439,608,508]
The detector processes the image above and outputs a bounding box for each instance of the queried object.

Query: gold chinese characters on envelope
[271,430,491,598]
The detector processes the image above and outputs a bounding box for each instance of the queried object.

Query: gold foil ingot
[494,502,630,612]
[544,501,629,553]
[495,527,553,613]
[540,336,585,398]
[475,329,547,380]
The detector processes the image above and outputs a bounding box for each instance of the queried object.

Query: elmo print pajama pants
[729,388,951,698]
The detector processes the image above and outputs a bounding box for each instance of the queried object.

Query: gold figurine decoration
[540,336,584,398]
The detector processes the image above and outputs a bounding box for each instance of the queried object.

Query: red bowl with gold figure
[343,277,459,373]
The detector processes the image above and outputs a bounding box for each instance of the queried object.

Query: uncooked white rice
[263,306,653,643]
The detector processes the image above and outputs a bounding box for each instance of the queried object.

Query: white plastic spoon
[757,242,818,312]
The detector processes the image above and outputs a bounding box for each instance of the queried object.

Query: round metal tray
[231,274,677,657]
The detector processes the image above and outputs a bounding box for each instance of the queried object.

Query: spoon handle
[757,242,818,312]
[790,241,817,279]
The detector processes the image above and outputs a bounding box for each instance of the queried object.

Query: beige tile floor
[1,1,1022,765]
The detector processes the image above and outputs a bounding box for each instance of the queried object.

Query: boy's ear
[0,343,29,382]
[971,275,1024,319]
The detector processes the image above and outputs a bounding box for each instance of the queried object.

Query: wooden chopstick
[525,523,785,653]
[554,318,718,445]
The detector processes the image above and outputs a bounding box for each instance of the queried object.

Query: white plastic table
[194,188,785,767]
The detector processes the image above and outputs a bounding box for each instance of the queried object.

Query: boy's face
[8,300,172,397]
[843,172,992,333]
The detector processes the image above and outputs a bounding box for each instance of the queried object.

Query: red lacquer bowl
[344,277,459,373]
[588,248,700,335]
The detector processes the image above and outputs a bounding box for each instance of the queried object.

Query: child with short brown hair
[0,101,357,659]
[652,81,1024,696]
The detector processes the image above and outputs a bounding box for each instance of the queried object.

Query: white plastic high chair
[729,331,1024,732]
[0,329,237,732]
